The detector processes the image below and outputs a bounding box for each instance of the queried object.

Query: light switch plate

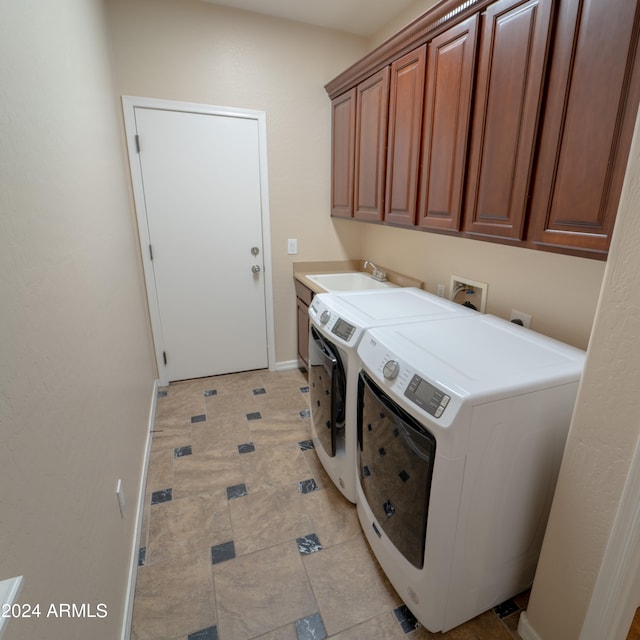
[287,239,298,255]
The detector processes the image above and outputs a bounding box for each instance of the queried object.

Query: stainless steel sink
[306,272,397,292]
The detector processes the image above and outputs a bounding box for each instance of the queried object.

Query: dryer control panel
[405,375,450,418]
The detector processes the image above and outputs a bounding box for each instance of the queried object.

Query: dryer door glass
[358,371,436,569]
[309,326,346,457]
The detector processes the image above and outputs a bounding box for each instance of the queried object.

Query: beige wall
[363,3,637,633]
[359,225,603,349]
[105,0,368,365]
[359,0,605,351]
[0,1,157,638]
[106,0,605,364]
[325,0,606,350]
[369,0,441,46]
[521,99,640,640]
[0,1,635,639]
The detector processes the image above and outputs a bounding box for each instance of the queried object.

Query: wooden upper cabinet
[354,67,390,221]
[463,0,553,240]
[331,89,357,218]
[527,0,640,257]
[418,15,478,231]
[326,0,640,259]
[385,46,426,226]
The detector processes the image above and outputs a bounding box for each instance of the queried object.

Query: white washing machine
[307,288,474,503]
[355,314,585,632]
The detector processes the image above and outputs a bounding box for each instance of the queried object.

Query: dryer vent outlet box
[450,276,488,313]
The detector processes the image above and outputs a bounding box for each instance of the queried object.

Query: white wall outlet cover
[287,239,298,254]
[116,479,126,517]
[510,309,532,328]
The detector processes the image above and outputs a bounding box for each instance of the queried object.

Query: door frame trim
[121,95,276,386]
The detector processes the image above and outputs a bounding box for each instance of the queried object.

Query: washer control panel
[309,298,359,345]
[332,317,356,342]
[405,374,450,418]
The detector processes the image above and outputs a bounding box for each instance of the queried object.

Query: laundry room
[2,1,640,639]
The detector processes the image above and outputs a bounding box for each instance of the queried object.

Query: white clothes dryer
[355,313,585,631]
[307,288,474,503]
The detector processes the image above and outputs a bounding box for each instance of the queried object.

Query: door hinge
[149,244,153,261]
[135,135,140,153]
[162,351,167,366]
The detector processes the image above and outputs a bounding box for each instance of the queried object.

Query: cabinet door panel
[385,46,426,226]
[419,15,478,231]
[464,0,552,239]
[331,89,357,218]
[354,67,390,221]
[528,0,640,256]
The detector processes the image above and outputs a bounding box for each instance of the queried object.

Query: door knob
[251,265,261,274]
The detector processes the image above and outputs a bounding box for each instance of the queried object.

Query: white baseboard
[274,359,301,371]
[120,379,158,640]
[518,611,543,640]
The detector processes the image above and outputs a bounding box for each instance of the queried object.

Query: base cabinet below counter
[295,279,314,369]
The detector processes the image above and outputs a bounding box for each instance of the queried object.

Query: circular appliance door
[358,370,436,569]
[309,326,346,457]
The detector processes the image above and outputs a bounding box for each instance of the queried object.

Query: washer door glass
[309,327,346,457]
[358,370,436,569]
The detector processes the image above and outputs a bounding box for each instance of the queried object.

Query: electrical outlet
[436,283,446,297]
[287,239,298,255]
[510,309,532,328]
[116,479,125,518]
[449,275,488,312]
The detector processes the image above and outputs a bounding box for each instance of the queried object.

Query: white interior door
[125,100,272,383]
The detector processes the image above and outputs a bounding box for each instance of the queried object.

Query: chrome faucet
[363,260,387,282]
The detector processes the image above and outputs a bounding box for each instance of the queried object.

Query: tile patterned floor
[131,368,528,640]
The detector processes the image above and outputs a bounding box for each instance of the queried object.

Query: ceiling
[199,0,418,37]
